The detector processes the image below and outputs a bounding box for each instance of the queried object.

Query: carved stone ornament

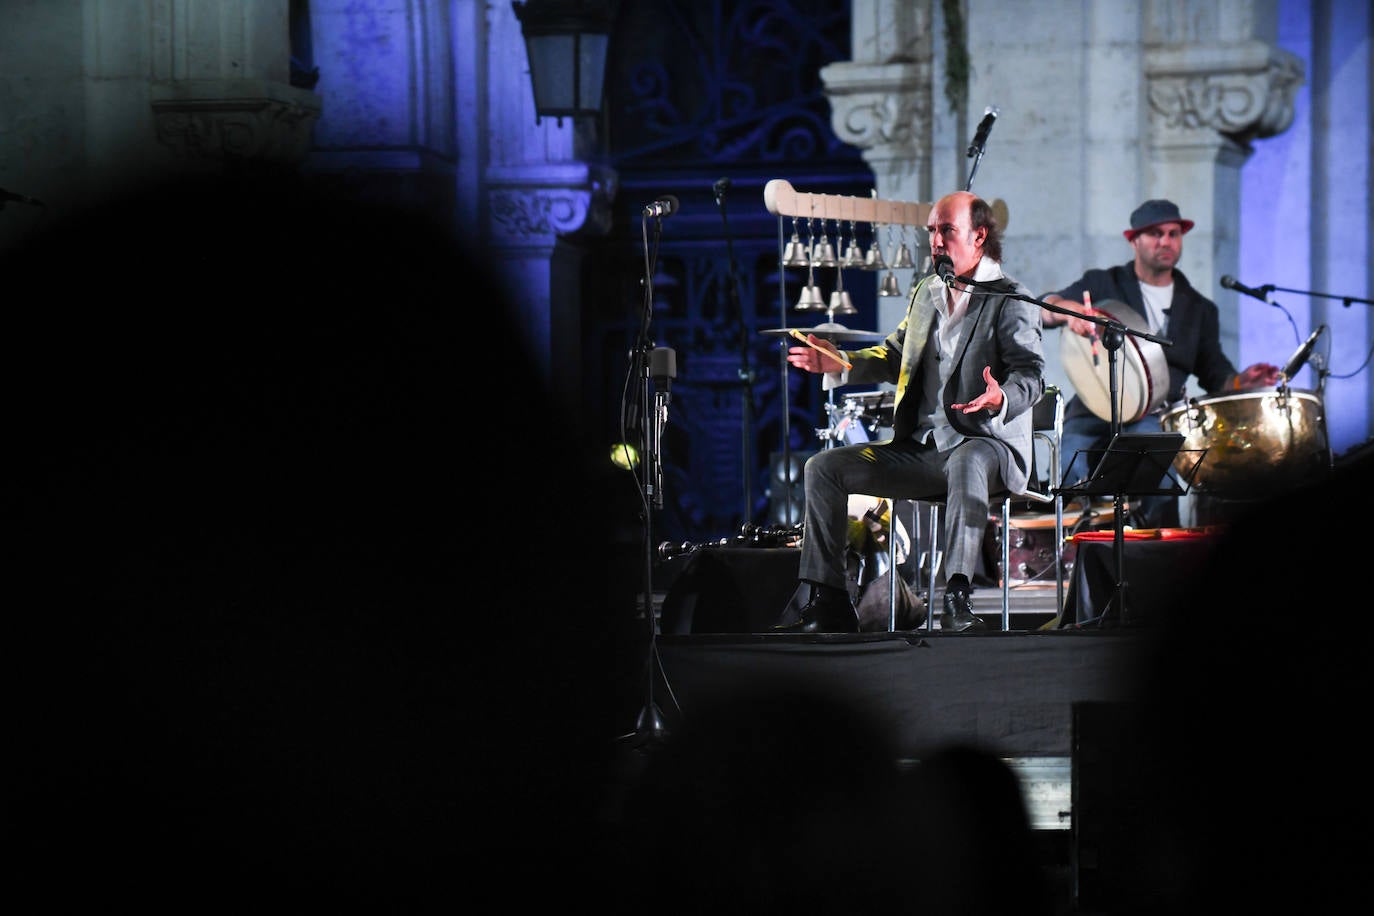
[819,61,930,157]
[489,188,593,245]
[151,79,323,166]
[487,164,617,245]
[1146,41,1304,148]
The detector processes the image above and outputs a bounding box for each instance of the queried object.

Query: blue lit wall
[1240,0,1372,457]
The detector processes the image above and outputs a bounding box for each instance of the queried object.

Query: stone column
[485,4,614,396]
[820,0,933,196]
[121,1,319,186]
[1144,15,1303,527]
[819,0,934,330]
[1145,40,1304,349]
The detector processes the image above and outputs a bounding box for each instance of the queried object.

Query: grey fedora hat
[1123,199,1195,240]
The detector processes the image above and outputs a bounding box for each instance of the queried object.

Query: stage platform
[611,457,1374,914]
[653,628,1152,760]
[612,624,1172,914]
[652,626,1159,827]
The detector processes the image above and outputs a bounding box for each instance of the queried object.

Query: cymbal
[761,323,885,342]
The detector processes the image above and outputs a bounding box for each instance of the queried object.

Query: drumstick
[790,328,853,370]
[1085,291,1100,366]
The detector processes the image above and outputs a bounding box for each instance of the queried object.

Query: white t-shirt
[1139,281,1172,334]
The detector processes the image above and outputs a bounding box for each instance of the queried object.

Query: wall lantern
[512,1,617,125]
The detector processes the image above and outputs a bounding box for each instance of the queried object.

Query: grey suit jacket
[843,267,1046,496]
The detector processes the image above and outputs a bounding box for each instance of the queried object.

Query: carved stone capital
[1146,41,1305,149]
[486,163,617,246]
[151,79,322,167]
[819,61,930,160]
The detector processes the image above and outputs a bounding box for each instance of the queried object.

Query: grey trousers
[798,436,1005,591]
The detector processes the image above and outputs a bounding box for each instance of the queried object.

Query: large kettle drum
[1159,387,1331,498]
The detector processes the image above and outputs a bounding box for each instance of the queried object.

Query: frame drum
[1059,299,1169,423]
[1159,387,1330,497]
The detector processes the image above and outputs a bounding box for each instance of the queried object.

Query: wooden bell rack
[761,176,1011,328]
[763,178,1009,230]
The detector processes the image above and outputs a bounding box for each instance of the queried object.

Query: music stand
[1059,432,1200,626]
[1065,433,1192,496]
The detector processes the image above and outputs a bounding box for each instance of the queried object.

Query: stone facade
[813,1,1374,463]
[1,0,1368,455]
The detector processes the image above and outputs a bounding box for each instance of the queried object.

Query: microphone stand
[1259,283,1374,310]
[965,142,988,192]
[949,273,1175,627]
[1262,283,1371,398]
[714,178,756,526]
[624,211,673,748]
[1053,305,1175,628]
[1235,280,1367,388]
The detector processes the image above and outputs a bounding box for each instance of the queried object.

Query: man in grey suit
[778,190,1046,633]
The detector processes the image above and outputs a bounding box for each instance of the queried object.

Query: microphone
[932,254,957,283]
[0,187,44,207]
[647,346,676,510]
[1220,275,1273,303]
[966,106,999,157]
[1281,325,1326,380]
[643,195,679,218]
[650,346,677,402]
[713,177,731,200]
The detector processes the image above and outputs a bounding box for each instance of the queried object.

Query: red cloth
[1071,527,1220,542]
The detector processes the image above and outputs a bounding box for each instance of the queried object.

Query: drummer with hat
[1040,199,1281,528]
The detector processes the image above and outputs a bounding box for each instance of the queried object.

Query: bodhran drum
[1159,387,1330,498]
[1059,299,1169,423]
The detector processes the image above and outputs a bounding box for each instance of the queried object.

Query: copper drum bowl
[1159,387,1331,498]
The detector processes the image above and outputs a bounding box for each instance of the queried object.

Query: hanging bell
[795,283,826,310]
[811,232,837,268]
[890,242,916,270]
[828,289,857,315]
[842,222,865,268]
[782,233,810,267]
[878,271,902,297]
[863,238,887,271]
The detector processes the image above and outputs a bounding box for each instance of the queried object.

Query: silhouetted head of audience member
[902,743,1055,916]
[613,689,1055,915]
[3,171,622,906]
[1124,451,1374,912]
[613,682,909,914]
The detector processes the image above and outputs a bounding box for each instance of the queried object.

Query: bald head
[927,191,1001,278]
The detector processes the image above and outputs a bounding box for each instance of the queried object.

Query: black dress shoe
[941,590,985,632]
[774,585,860,634]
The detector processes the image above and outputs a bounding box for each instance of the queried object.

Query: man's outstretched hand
[951,366,1004,414]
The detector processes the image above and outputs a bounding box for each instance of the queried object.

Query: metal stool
[885,387,1066,632]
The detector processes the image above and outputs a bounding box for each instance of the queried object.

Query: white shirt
[1139,280,1173,334]
[924,256,1009,449]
